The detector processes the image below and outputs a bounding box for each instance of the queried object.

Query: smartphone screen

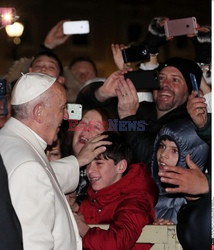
[189,73,200,97]
[124,70,160,90]
[122,45,150,63]
[67,103,82,120]
[63,21,90,35]
[164,17,197,38]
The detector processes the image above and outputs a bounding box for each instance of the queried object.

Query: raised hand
[44,20,70,49]
[116,77,139,119]
[111,43,133,71]
[187,91,207,128]
[158,154,209,195]
[95,70,127,102]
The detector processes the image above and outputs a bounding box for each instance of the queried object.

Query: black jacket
[0,155,23,250]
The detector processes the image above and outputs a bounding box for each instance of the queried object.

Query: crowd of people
[0,15,211,250]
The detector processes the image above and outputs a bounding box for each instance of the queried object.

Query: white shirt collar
[29,128,47,150]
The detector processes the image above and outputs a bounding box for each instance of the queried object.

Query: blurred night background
[0,0,211,77]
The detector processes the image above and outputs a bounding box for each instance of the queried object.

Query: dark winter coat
[0,155,23,250]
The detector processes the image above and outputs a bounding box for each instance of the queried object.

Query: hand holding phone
[189,73,200,97]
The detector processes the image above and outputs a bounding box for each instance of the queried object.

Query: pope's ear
[117,159,128,174]
[57,76,65,85]
[32,103,45,123]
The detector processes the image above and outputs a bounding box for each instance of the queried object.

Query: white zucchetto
[11,72,56,105]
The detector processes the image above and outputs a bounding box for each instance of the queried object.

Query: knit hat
[159,57,202,93]
[11,72,56,105]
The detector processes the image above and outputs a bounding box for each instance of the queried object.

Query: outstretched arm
[94,70,127,102]
[111,43,133,71]
[43,20,70,49]
[187,91,208,128]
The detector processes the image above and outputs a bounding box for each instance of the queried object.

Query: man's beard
[156,101,175,111]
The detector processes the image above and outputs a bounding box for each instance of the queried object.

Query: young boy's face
[29,55,61,78]
[86,155,125,191]
[156,139,178,170]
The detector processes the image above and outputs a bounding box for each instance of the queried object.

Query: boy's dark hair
[97,131,132,165]
[69,56,98,76]
[30,51,64,76]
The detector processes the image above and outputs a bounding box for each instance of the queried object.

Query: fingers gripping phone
[164,17,197,38]
[67,103,82,120]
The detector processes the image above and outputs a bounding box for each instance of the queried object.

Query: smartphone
[164,17,197,38]
[189,73,200,97]
[67,103,82,120]
[0,79,8,116]
[0,7,17,27]
[124,70,160,90]
[0,96,8,116]
[63,21,90,35]
[122,45,150,63]
[0,79,6,96]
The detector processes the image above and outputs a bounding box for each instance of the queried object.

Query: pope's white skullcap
[11,72,56,105]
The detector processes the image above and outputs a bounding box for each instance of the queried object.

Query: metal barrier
[89,224,183,249]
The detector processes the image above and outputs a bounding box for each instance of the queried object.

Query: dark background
[0,0,211,77]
